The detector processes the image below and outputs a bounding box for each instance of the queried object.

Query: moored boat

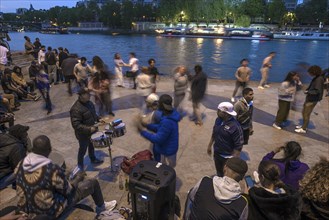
[273,31,329,40]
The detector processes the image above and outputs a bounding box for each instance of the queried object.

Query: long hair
[92,56,105,72]
[299,157,329,203]
[276,141,302,175]
[283,71,297,83]
[258,161,286,189]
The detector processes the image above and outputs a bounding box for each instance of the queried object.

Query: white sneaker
[295,128,306,133]
[295,125,302,129]
[272,123,282,130]
[264,85,270,88]
[258,86,264,89]
[231,97,235,102]
[104,200,117,211]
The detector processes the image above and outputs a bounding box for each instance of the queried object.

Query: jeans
[192,101,202,123]
[302,101,317,129]
[213,151,229,177]
[47,65,57,84]
[77,136,96,168]
[232,81,247,97]
[73,179,104,207]
[40,89,52,111]
[0,173,16,190]
[275,100,291,125]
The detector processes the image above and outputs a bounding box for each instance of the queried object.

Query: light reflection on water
[8,32,329,82]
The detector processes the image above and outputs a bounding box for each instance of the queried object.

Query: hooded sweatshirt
[262,151,309,190]
[187,176,248,220]
[15,153,73,218]
[141,109,181,156]
[247,185,301,220]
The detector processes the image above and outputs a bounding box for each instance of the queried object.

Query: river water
[8,32,329,82]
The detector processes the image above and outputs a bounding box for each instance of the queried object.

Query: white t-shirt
[114,59,124,74]
[0,45,9,65]
[129,57,139,72]
[38,50,46,64]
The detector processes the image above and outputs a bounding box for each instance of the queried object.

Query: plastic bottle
[119,173,124,190]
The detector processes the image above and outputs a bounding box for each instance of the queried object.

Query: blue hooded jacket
[141,109,181,156]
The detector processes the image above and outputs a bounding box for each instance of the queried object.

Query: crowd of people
[0,35,328,220]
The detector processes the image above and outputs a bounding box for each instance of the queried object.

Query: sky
[0,0,77,13]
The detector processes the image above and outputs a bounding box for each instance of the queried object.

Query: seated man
[0,93,20,113]
[184,157,249,220]
[11,66,35,92]
[0,124,29,189]
[15,135,116,219]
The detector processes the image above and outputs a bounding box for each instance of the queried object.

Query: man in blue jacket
[138,94,181,168]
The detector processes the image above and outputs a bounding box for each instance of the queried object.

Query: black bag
[126,71,136,78]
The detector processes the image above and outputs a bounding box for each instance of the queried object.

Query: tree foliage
[266,0,286,24]
[295,0,329,24]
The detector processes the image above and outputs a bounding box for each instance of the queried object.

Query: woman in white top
[136,66,154,110]
[114,53,125,87]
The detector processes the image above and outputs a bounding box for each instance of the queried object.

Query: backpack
[120,150,153,174]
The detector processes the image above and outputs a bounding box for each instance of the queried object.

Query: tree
[242,0,265,20]
[158,0,180,25]
[266,0,286,25]
[121,0,134,29]
[235,15,251,27]
[295,0,329,24]
[100,2,121,28]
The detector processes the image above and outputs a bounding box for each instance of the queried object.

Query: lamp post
[180,11,184,27]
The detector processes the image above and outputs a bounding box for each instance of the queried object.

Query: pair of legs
[301,101,317,130]
[116,71,124,87]
[77,136,98,169]
[40,89,52,113]
[275,100,291,126]
[47,65,57,84]
[66,75,76,95]
[1,93,16,112]
[232,81,247,98]
[174,93,185,110]
[213,151,229,177]
[160,154,177,168]
[259,67,269,87]
[192,101,202,125]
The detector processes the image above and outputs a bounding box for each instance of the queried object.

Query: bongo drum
[112,123,126,138]
[91,131,111,148]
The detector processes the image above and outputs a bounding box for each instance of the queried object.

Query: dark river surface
[8,32,329,82]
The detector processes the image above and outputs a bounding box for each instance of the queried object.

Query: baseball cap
[146,93,159,104]
[159,94,173,111]
[217,102,237,116]
[226,157,248,176]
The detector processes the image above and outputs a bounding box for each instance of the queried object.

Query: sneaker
[258,86,264,89]
[272,123,282,130]
[295,125,302,129]
[91,158,104,164]
[104,200,117,211]
[231,97,235,102]
[295,128,306,133]
[264,84,270,88]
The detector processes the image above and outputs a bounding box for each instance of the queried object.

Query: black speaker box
[129,160,176,220]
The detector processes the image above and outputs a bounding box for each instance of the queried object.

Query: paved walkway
[1,76,328,218]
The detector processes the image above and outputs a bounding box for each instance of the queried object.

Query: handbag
[121,150,153,174]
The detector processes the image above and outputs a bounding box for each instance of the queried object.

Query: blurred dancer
[258,52,275,89]
[174,66,188,110]
[231,59,251,102]
[190,65,207,126]
[114,53,126,87]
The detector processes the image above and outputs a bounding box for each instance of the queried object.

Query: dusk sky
[0,0,78,13]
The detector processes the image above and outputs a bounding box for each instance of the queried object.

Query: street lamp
[179,11,184,27]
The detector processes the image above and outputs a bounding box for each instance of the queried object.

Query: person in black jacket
[0,124,30,189]
[70,89,103,174]
[247,161,301,220]
[189,65,207,126]
[295,65,324,133]
[61,54,78,95]
[184,157,249,220]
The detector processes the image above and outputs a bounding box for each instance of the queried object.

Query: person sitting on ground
[0,93,19,113]
[261,141,309,190]
[1,68,40,101]
[299,157,329,219]
[247,161,302,220]
[11,66,35,93]
[0,124,30,189]
[14,135,117,219]
[0,96,15,129]
[137,94,181,167]
[184,157,249,220]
